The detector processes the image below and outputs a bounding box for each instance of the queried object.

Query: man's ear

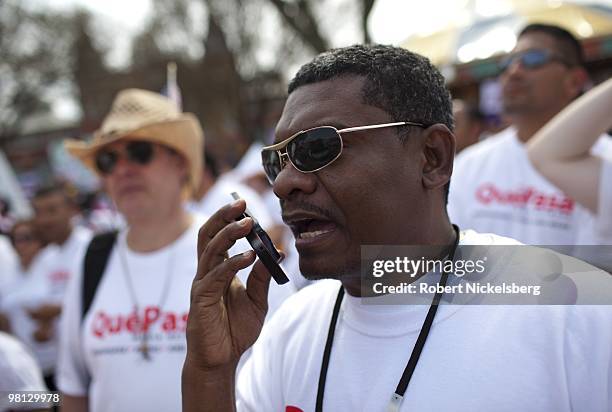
[566,67,588,99]
[420,124,455,191]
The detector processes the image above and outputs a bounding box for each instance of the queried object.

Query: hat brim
[64,114,203,194]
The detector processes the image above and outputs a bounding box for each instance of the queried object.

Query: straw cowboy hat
[64,88,204,194]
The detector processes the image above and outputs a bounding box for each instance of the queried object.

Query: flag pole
[166,61,182,110]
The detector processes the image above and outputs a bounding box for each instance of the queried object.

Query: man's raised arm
[182,199,272,412]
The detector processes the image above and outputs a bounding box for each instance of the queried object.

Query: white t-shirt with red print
[57,219,200,412]
[448,127,612,252]
[38,226,93,302]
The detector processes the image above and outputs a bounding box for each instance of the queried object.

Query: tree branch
[266,0,329,53]
[361,0,375,44]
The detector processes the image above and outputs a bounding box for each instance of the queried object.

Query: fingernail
[238,217,250,226]
[242,250,255,258]
[231,199,242,207]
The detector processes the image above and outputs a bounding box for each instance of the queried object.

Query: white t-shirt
[1,226,92,374]
[0,332,48,411]
[36,226,93,303]
[57,215,294,412]
[572,158,612,271]
[0,331,48,391]
[237,231,612,412]
[57,219,201,412]
[448,127,612,251]
[0,253,53,374]
[0,236,18,298]
[0,235,19,302]
[598,159,612,239]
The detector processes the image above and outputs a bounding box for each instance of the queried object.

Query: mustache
[280,199,337,222]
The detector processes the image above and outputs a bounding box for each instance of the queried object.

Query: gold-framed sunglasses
[261,121,426,183]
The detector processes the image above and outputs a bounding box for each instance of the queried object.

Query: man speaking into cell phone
[182,44,612,411]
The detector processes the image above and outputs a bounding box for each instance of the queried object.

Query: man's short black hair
[519,23,584,67]
[287,44,453,202]
[33,182,73,204]
[288,44,454,132]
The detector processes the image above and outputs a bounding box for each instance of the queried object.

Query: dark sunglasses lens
[126,141,154,164]
[521,50,548,69]
[500,50,549,72]
[95,150,118,175]
[262,150,281,182]
[287,127,341,172]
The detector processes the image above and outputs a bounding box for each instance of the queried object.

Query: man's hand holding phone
[183,198,281,412]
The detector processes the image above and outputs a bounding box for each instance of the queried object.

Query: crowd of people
[0,21,610,412]
[0,91,301,410]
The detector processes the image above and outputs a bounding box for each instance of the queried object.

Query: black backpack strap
[82,231,118,321]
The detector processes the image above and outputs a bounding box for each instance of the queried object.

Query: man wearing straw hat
[57,89,205,412]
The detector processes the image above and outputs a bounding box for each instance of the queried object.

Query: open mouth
[289,219,337,240]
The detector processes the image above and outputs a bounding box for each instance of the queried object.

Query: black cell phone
[231,192,289,285]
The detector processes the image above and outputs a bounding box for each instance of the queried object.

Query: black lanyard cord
[315,286,345,412]
[315,225,460,412]
[391,268,450,408]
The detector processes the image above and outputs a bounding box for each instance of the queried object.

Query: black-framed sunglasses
[95,140,155,175]
[499,49,571,73]
[261,121,426,183]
